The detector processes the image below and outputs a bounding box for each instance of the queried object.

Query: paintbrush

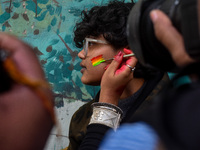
[91,53,135,66]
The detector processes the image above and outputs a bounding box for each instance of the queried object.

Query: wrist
[99,90,120,105]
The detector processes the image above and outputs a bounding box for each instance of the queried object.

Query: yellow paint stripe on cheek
[91,55,105,66]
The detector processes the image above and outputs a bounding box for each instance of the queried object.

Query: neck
[120,77,145,100]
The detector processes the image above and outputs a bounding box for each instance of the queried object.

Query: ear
[116,46,130,54]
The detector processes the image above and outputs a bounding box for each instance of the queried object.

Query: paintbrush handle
[105,53,135,61]
[123,53,135,58]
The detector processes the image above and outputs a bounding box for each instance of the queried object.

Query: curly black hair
[73,0,163,79]
[73,0,134,50]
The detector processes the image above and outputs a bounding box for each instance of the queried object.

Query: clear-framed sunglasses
[83,38,108,57]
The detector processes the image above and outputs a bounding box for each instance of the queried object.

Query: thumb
[150,10,194,67]
[150,10,182,52]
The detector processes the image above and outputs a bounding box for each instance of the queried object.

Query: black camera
[127,0,200,72]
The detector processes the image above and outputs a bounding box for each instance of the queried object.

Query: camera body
[127,0,200,72]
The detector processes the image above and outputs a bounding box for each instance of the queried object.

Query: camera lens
[127,0,200,72]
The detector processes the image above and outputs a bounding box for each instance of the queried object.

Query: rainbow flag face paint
[91,55,105,66]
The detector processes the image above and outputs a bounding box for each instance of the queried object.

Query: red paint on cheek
[91,55,102,60]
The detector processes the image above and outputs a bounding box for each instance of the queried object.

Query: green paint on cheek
[92,60,105,66]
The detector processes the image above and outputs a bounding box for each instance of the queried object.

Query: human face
[78,36,119,86]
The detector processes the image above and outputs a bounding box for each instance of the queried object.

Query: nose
[78,49,86,59]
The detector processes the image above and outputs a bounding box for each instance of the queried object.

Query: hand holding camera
[127,0,199,72]
[150,9,195,67]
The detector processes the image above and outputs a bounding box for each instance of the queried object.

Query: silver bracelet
[89,103,123,130]
[92,102,123,115]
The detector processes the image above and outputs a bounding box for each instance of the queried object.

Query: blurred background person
[0,32,54,150]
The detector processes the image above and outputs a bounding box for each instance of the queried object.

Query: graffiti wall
[0,0,136,149]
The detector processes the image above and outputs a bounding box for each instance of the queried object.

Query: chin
[81,78,100,86]
[81,78,90,85]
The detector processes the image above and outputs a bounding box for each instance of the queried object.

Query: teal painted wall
[0,0,137,104]
[0,0,107,105]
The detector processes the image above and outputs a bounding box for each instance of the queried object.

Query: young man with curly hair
[66,1,169,149]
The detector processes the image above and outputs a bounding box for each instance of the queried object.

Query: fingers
[0,32,45,80]
[105,51,124,74]
[150,10,195,67]
[0,32,34,58]
[0,32,27,52]
[123,48,137,67]
[114,49,137,76]
[123,48,133,54]
[105,48,137,76]
[150,10,183,54]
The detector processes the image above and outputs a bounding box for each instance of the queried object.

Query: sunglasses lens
[83,39,87,56]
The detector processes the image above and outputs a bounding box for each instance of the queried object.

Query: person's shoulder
[70,99,95,123]
[76,99,95,113]
[70,91,100,124]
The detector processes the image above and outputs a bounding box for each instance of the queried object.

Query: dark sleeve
[79,124,112,150]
